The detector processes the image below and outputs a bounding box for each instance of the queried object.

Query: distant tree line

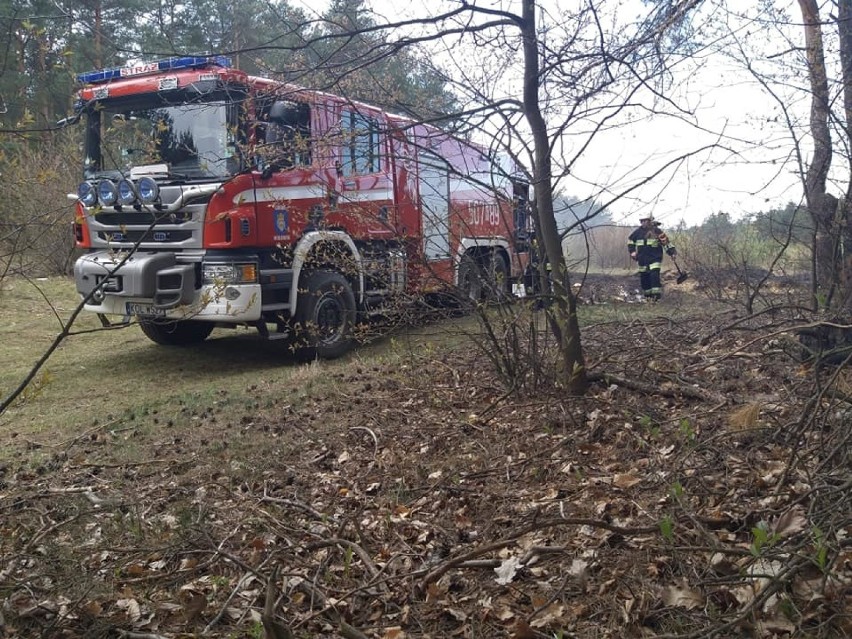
[0,0,454,130]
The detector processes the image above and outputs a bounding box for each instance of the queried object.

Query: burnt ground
[1,275,850,639]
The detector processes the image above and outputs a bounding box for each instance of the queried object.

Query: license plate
[126,302,165,317]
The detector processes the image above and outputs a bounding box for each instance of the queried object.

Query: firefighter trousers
[638,262,662,300]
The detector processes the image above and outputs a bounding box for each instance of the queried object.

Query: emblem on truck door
[273,208,289,241]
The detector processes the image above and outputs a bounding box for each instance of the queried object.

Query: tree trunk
[520,0,588,394]
[798,0,838,310]
[837,0,852,308]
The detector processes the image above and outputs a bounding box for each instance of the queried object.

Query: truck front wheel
[139,319,214,346]
[292,270,357,359]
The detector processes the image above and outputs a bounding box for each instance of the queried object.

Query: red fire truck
[71,56,530,358]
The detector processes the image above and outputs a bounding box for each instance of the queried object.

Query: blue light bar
[77,56,232,85]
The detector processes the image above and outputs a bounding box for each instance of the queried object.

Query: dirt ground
[1,278,850,638]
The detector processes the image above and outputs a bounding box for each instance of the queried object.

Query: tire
[457,251,509,305]
[139,319,214,346]
[457,254,484,305]
[292,270,357,360]
[484,252,510,302]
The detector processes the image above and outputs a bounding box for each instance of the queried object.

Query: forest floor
[1,274,850,639]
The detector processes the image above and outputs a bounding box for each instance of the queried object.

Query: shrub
[0,130,81,281]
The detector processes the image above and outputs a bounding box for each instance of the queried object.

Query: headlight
[98,180,118,206]
[137,177,160,204]
[77,182,97,207]
[202,263,258,284]
[117,179,137,205]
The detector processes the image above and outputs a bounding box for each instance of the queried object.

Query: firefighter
[525,233,553,308]
[627,215,676,301]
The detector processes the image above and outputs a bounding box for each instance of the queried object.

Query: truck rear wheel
[458,251,509,305]
[457,254,484,305]
[139,319,214,346]
[292,270,357,360]
[485,252,510,302]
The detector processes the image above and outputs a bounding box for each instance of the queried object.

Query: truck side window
[341,110,381,175]
[262,101,312,169]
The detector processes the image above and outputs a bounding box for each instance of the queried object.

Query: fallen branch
[588,370,727,403]
[419,516,657,592]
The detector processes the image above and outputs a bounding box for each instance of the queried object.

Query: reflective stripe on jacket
[628,226,672,267]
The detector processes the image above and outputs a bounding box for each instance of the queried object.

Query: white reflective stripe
[458,237,509,252]
[233,185,326,204]
[339,188,394,203]
[233,185,393,204]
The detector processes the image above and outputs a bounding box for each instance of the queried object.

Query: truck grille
[94,211,193,225]
[97,230,193,243]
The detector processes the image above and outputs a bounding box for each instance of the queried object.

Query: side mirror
[268,101,300,125]
[56,113,81,128]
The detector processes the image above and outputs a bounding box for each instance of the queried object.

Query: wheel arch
[455,238,510,287]
[290,230,363,315]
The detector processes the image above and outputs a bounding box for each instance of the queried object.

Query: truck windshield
[83,96,240,180]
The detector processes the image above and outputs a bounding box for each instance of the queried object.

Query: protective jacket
[628,226,674,267]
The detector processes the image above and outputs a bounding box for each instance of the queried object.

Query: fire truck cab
[70,56,530,359]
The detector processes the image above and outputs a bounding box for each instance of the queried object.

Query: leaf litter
[1,304,850,638]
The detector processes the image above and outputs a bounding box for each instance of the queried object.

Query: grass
[0,273,701,466]
[0,276,491,463]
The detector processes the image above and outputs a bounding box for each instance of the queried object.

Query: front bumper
[74,250,262,322]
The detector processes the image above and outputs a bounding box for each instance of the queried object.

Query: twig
[303,537,382,580]
[292,579,370,639]
[0,515,81,582]
[697,305,811,346]
[349,426,379,457]
[527,571,572,624]
[261,483,332,521]
[260,564,294,639]
[654,555,811,639]
[203,558,272,635]
[72,459,172,469]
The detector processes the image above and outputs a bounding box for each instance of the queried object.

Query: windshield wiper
[164,170,192,180]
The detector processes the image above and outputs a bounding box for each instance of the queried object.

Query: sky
[289,0,811,228]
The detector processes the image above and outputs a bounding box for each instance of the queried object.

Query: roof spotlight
[77,181,97,207]
[137,177,160,204]
[98,179,118,206]
[117,179,137,206]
